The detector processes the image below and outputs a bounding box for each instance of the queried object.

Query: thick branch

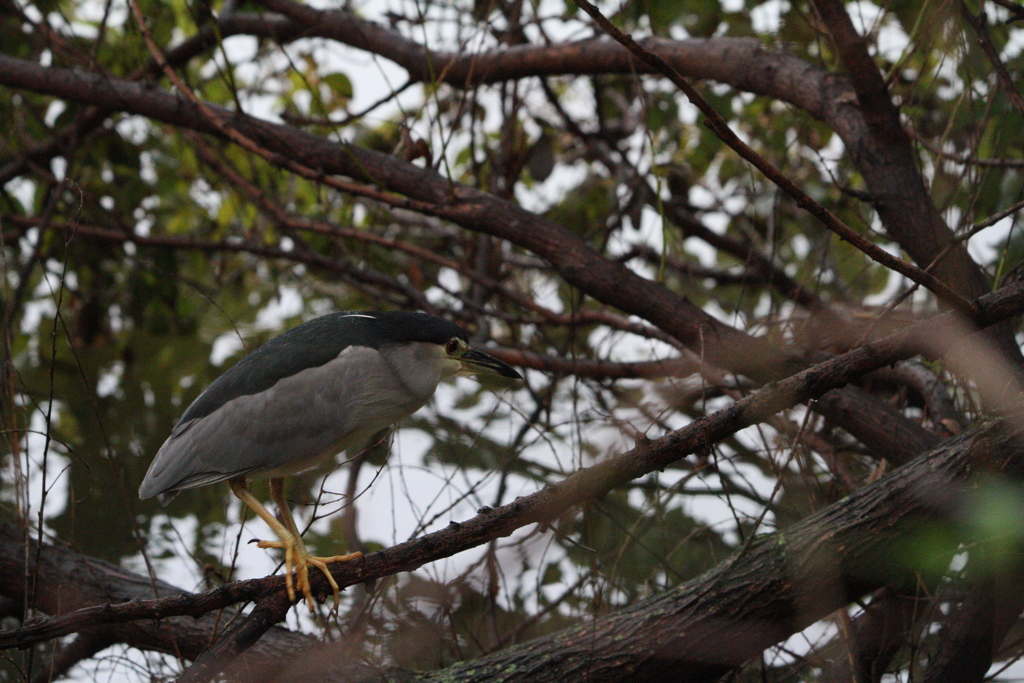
[6,417,1019,683]
[0,52,796,381]
[245,0,1017,358]
[0,521,333,681]
[337,418,1023,682]
[809,0,1019,363]
[5,278,1024,662]
[574,0,970,314]
[122,2,1009,334]
[814,385,940,466]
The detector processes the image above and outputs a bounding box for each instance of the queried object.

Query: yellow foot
[257,536,362,611]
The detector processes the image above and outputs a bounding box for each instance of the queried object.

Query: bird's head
[365,311,522,393]
[440,336,522,380]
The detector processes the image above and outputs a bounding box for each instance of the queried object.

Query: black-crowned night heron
[139,311,521,610]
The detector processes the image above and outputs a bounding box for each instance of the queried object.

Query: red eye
[446,339,460,355]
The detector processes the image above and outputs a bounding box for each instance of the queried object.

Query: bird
[139,310,522,610]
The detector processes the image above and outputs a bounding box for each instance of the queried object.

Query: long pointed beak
[459,348,523,379]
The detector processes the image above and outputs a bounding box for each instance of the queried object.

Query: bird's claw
[257,537,362,611]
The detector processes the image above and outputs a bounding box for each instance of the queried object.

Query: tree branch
[0,51,796,381]
[5,278,1024,662]
[960,0,1024,116]
[572,0,973,316]
[282,417,1024,682]
[808,0,1020,363]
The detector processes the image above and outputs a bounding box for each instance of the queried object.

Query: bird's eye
[445,339,460,355]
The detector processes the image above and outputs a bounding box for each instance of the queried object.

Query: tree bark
[4,415,1023,682]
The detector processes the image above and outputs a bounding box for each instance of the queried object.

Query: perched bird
[139,310,521,610]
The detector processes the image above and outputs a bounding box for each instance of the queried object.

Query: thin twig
[4,277,1024,654]
[572,0,975,317]
[960,1,1024,116]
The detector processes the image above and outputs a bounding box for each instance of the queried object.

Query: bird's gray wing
[175,313,367,426]
[139,345,424,498]
[139,313,375,499]
[172,310,464,427]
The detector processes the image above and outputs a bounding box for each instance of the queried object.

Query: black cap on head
[355,311,468,346]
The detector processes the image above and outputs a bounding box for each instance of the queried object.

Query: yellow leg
[267,478,361,610]
[229,477,362,612]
